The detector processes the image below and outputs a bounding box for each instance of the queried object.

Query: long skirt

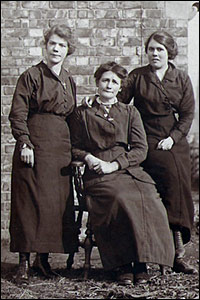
[85,171,175,271]
[142,138,194,244]
[9,113,79,253]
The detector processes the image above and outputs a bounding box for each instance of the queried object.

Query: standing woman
[9,24,78,283]
[118,31,197,274]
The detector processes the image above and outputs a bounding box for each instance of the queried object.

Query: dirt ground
[1,190,199,299]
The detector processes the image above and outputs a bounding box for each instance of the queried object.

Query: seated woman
[69,61,175,286]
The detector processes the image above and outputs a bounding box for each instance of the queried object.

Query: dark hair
[44,24,75,56]
[94,61,128,85]
[145,31,178,60]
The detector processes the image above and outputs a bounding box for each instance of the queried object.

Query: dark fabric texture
[9,62,79,253]
[70,101,175,270]
[118,63,195,244]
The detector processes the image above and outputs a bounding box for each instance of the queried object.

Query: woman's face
[97,71,121,102]
[147,38,168,70]
[46,34,69,67]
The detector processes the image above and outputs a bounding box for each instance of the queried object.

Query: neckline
[96,96,118,106]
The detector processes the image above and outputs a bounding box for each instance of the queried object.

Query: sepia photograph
[1,1,199,299]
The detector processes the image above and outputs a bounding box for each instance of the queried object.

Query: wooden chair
[67,161,167,278]
[66,161,96,279]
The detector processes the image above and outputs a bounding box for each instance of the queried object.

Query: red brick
[1,1,17,9]
[89,20,115,28]
[22,1,49,9]
[1,77,18,86]
[5,145,15,154]
[50,1,75,8]
[116,20,138,28]
[117,2,141,9]
[77,2,90,9]
[90,1,115,9]
[96,47,121,56]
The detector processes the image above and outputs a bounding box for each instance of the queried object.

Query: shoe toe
[117,273,133,286]
[32,259,59,279]
[114,264,133,286]
[134,272,149,285]
[32,261,49,278]
[14,267,29,285]
[173,258,198,274]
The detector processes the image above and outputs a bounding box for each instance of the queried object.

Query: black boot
[32,253,58,278]
[15,252,30,284]
[114,263,133,286]
[172,231,198,274]
[133,262,149,284]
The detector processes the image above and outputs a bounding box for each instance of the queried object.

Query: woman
[9,24,79,283]
[118,31,197,274]
[70,61,175,286]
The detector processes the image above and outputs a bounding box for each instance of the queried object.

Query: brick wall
[1,1,197,240]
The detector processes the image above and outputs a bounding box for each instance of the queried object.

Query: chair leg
[83,212,94,280]
[83,233,93,280]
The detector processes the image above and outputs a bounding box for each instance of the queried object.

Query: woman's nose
[152,49,158,56]
[53,44,59,51]
[107,81,112,88]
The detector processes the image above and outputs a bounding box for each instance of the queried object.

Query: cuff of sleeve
[170,131,182,144]
[18,135,34,150]
[73,152,90,161]
[115,154,129,170]
[83,153,91,160]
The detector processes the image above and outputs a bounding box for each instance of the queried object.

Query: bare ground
[1,191,199,299]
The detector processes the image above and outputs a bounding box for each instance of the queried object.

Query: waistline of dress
[28,112,66,120]
[142,111,175,120]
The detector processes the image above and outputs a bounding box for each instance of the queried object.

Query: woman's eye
[101,79,119,86]
[148,47,164,52]
[48,42,67,48]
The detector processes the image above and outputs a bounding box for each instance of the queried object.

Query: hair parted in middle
[94,61,128,85]
[145,30,178,60]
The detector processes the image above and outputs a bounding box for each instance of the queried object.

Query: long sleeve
[9,71,35,149]
[169,74,195,143]
[118,64,195,145]
[117,71,136,104]
[114,106,148,169]
[68,76,77,107]
[70,104,148,168]
[69,107,91,161]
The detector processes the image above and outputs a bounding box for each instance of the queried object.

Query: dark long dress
[9,61,79,253]
[70,100,175,271]
[118,62,195,244]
